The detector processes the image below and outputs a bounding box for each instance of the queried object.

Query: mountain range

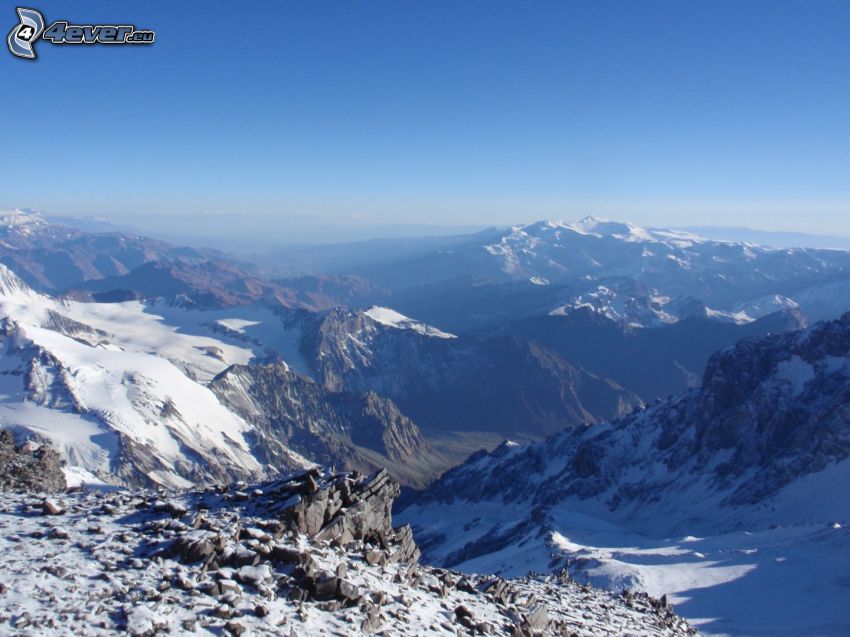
[3,208,850,634]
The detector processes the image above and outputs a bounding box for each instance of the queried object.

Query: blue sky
[2,0,850,235]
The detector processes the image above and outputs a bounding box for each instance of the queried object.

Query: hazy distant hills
[0,209,216,293]
[12,209,850,330]
[499,306,807,401]
[0,210,387,311]
[72,259,383,312]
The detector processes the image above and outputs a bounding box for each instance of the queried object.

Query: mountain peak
[516,217,656,242]
[0,208,43,226]
[564,216,654,241]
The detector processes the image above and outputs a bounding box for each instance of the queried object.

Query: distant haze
[676,226,850,251]
[43,209,850,253]
[44,210,492,250]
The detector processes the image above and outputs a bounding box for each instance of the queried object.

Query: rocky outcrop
[269,467,419,562]
[42,309,112,344]
[164,468,420,573]
[0,430,65,492]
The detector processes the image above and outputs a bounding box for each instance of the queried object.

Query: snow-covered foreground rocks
[0,468,696,636]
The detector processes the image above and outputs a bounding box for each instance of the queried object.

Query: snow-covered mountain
[0,263,277,487]
[400,312,850,635]
[0,263,448,488]
[364,306,457,339]
[353,216,850,331]
[481,218,850,302]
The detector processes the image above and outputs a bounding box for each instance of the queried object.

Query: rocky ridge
[0,429,65,492]
[0,468,696,636]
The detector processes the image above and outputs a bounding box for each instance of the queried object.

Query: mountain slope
[0,264,449,488]
[500,306,806,400]
[302,307,641,437]
[400,313,850,635]
[0,264,283,487]
[209,362,446,489]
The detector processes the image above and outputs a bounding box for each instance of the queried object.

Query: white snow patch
[364,306,456,338]
[774,356,815,397]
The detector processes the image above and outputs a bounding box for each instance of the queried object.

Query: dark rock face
[209,363,442,489]
[301,308,641,438]
[680,312,850,503]
[0,430,65,492]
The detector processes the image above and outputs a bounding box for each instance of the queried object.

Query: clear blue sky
[2,0,850,234]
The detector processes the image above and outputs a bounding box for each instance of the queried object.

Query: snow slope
[0,263,312,487]
[364,306,456,338]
